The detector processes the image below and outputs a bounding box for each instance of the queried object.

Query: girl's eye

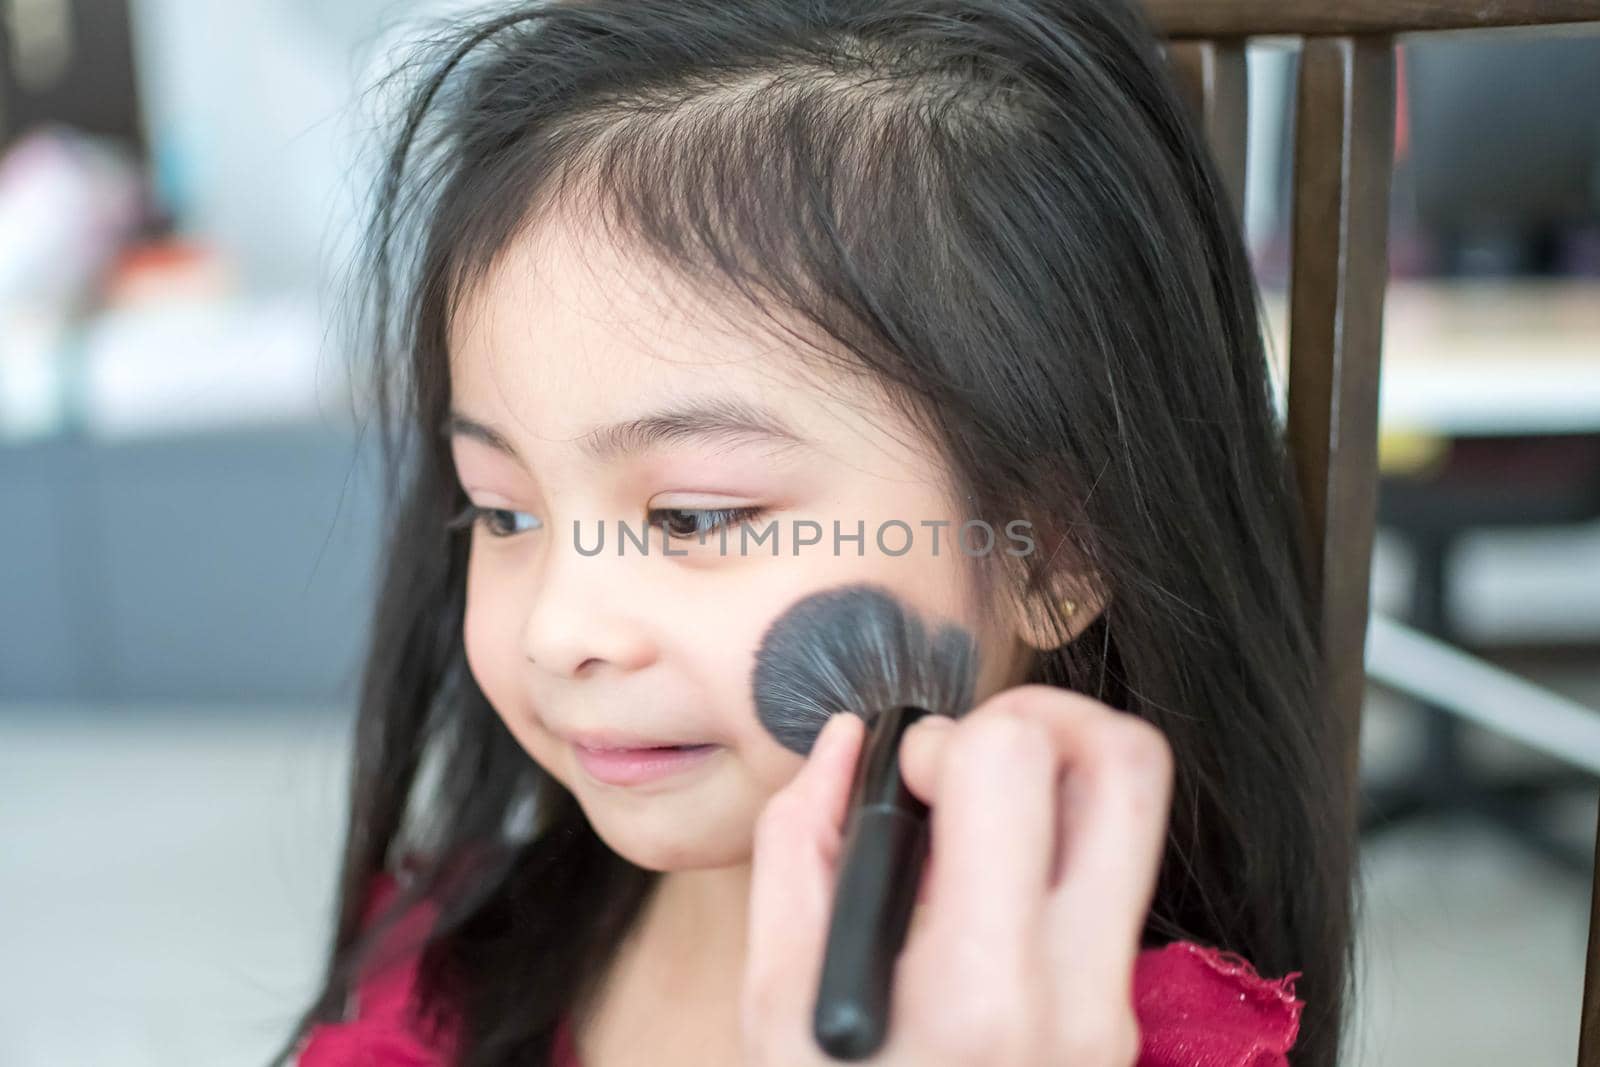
[648,506,766,542]
[446,503,543,539]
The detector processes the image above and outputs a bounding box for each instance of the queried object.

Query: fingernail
[908,714,954,737]
[814,713,848,753]
[904,712,952,751]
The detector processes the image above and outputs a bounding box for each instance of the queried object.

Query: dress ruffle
[296,871,1303,1067]
[1132,940,1303,1067]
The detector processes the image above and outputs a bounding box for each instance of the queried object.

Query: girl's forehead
[446,213,901,460]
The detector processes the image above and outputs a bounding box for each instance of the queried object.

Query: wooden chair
[1139,2,1600,1062]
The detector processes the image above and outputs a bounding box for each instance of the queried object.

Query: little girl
[274,1,1349,1064]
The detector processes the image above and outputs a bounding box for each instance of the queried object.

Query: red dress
[296,870,1302,1067]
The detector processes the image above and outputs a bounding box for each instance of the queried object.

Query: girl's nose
[519,535,658,679]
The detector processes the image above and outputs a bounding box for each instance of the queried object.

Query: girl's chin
[584,821,750,873]
[572,782,763,872]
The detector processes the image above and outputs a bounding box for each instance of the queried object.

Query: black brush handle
[812,705,931,1060]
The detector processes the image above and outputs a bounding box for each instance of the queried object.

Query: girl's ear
[1015,571,1110,651]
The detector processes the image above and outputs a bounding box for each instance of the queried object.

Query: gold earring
[1060,598,1077,617]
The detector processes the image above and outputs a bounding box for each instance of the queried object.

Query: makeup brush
[751,582,978,1060]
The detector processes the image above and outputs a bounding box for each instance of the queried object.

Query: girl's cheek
[462,562,519,710]
[738,732,809,796]
[461,599,500,709]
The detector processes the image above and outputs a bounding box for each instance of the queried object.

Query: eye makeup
[648,505,769,542]
[444,499,772,547]
[446,503,544,538]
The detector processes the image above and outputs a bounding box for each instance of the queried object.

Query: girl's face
[447,212,1038,871]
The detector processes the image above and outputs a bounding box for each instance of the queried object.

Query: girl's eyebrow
[444,396,811,466]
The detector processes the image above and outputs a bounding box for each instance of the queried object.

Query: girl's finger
[743,712,865,1032]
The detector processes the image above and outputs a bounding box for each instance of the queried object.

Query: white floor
[0,705,351,1067]
[1,689,1595,1067]
[1351,691,1595,1066]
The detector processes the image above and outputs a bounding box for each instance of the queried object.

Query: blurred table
[1263,278,1600,867]
[1262,278,1600,452]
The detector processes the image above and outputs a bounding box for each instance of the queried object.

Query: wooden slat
[1283,35,1396,804]
[1152,10,1600,1065]
[1584,805,1600,1065]
[1168,40,1250,226]
[1145,0,1600,38]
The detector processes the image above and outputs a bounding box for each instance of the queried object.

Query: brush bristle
[750,582,979,755]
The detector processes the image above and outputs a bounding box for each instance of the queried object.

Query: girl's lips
[571,742,720,787]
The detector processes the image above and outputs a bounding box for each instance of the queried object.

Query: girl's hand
[742,685,1174,1067]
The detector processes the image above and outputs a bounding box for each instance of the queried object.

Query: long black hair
[272,2,1351,1064]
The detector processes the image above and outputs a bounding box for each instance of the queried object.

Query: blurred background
[0,3,1597,1064]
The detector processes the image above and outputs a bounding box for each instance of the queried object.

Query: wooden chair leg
[1168,39,1250,225]
[1284,34,1395,822]
[1582,809,1600,1065]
